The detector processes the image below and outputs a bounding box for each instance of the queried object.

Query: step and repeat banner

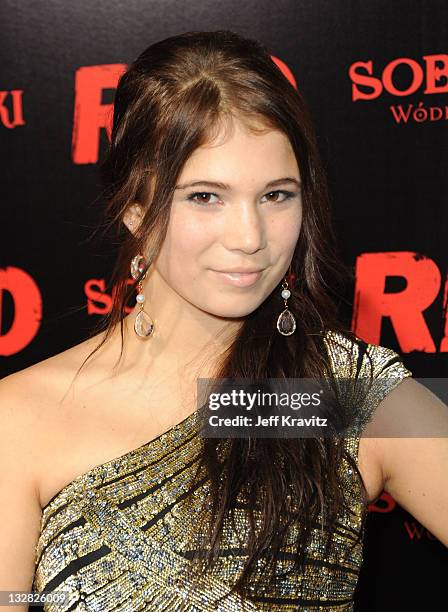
[1,2,447,610]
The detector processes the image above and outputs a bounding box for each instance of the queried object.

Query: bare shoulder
[0,346,79,597]
[0,334,100,424]
[0,333,106,496]
[0,338,103,597]
[0,366,47,490]
[1,331,104,393]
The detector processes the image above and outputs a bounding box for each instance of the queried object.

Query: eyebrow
[174,177,302,191]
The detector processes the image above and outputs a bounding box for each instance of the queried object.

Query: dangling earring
[276,272,296,336]
[130,254,155,338]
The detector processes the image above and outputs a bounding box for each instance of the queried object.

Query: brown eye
[263,190,296,204]
[187,192,219,206]
[266,191,281,202]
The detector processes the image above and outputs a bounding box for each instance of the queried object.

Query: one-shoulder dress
[32,330,413,611]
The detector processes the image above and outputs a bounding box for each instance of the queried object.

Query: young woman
[1,30,447,611]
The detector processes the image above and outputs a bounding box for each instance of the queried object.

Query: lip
[210,268,264,287]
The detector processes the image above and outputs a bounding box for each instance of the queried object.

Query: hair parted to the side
[73,30,374,605]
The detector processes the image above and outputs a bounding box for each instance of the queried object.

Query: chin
[207,300,263,319]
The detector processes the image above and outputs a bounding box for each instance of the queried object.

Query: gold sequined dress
[32,330,412,610]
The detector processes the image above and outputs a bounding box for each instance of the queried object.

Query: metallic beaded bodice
[32,330,412,610]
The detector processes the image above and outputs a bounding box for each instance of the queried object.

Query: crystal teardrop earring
[276,273,297,336]
[130,254,155,338]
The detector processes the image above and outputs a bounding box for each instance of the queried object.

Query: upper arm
[0,373,43,610]
[370,377,448,547]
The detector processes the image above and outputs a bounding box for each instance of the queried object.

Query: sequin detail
[32,330,412,610]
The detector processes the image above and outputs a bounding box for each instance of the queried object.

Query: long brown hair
[74,30,372,605]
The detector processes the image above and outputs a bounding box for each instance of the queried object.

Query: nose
[222,201,266,254]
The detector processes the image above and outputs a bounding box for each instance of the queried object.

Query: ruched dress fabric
[32,330,412,611]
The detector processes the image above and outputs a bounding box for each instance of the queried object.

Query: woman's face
[154,117,302,319]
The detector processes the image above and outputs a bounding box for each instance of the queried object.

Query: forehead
[180,116,299,182]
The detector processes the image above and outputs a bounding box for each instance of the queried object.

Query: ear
[123,203,144,235]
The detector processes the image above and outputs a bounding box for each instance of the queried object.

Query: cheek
[268,209,302,255]
[157,213,212,279]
